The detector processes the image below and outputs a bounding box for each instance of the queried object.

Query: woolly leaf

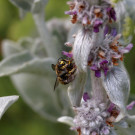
[0,96,19,119]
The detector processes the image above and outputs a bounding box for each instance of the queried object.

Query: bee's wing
[54,78,59,91]
[51,64,56,71]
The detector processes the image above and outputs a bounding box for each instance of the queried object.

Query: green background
[0,0,135,135]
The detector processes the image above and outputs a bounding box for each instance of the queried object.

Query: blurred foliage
[0,0,17,39]
[0,0,75,135]
[0,0,69,41]
[0,0,135,135]
[7,13,35,40]
[123,16,135,41]
[110,0,122,3]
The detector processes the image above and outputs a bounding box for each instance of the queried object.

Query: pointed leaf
[10,0,48,13]
[11,73,69,121]
[2,40,23,57]
[101,65,130,121]
[73,29,93,72]
[10,0,34,11]
[0,96,19,119]
[0,51,32,77]
[2,38,47,58]
[57,116,74,126]
[0,51,56,77]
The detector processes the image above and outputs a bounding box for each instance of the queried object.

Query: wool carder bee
[52,58,76,90]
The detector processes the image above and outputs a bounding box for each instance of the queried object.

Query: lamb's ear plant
[57,0,135,134]
[1,0,135,134]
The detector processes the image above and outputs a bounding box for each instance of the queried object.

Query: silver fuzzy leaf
[102,64,130,121]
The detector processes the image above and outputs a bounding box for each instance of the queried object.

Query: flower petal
[68,70,86,106]
[83,92,90,102]
[127,101,135,110]
[101,64,130,122]
[57,116,74,127]
[62,51,73,58]
[0,96,19,119]
[119,43,133,54]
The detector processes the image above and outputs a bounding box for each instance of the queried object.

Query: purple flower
[90,64,101,78]
[65,10,77,15]
[62,51,73,58]
[119,44,133,53]
[83,92,90,102]
[104,26,117,37]
[104,25,109,36]
[95,70,101,78]
[126,44,133,51]
[111,28,117,37]
[107,7,116,22]
[90,64,98,71]
[108,101,135,113]
[100,60,109,76]
[101,126,110,135]
[73,99,110,135]
[58,65,135,135]
[90,60,109,78]
[127,101,135,110]
[108,103,115,112]
[93,19,103,33]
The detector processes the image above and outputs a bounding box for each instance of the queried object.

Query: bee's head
[57,58,72,68]
[58,60,66,67]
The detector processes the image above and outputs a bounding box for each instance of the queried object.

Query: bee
[52,58,76,90]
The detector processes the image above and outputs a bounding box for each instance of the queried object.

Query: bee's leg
[69,68,76,74]
[59,71,67,77]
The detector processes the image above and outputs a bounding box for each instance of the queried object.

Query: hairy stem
[33,11,59,58]
[91,71,107,103]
